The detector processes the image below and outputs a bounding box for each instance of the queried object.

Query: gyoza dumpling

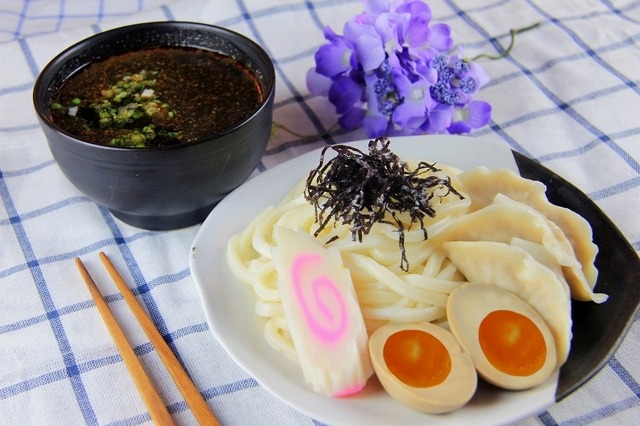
[509,237,569,294]
[429,197,579,269]
[493,194,608,303]
[492,195,607,303]
[451,167,547,211]
[442,240,572,365]
[453,167,599,291]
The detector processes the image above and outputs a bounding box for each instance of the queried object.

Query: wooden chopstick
[74,258,176,426]
[98,252,219,426]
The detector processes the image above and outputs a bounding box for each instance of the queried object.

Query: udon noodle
[226,162,471,362]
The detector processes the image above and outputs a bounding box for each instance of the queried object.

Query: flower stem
[271,120,340,141]
[471,22,542,61]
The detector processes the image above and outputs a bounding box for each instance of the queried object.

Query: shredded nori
[304,137,464,271]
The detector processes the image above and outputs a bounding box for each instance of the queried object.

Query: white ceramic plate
[189,136,558,425]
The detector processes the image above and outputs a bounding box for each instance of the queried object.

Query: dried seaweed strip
[304,137,463,271]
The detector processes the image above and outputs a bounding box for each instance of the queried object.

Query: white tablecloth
[1,0,638,424]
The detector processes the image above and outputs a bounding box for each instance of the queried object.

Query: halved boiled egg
[447,283,558,390]
[369,322,477,414]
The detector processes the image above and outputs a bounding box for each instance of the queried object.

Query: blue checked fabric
[1,0,639,424]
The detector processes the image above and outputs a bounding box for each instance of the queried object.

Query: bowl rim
[32,20,276,152]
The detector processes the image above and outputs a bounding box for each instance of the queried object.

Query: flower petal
[447,100,492,133]
[306,68,332,96]
[392,103,422,128]
[353,33,386,72]
[315,40,351,77]
[329,76,363,114]
[466,62,491,89]
[375,12,406,56]
[463,100,492,128]
[363,111,390,137]
[364,0,392,14]
[404,17,431,47]
[446,120,471,134]
[423,104,453,132]
[396,1,433,47]
[339,107,366,131]
[428,23,453,52]
[323,25,340,42]
[344,19,386,72]
[396,1,432,19]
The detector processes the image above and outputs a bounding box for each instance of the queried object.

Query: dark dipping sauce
[51,47,264,147]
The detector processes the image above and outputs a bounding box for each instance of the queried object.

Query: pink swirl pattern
[291,253,349,344]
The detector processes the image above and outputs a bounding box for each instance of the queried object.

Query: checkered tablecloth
[1,0,638,424]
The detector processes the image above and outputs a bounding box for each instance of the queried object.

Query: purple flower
[392,72,435,130]
[329,75,363,114]
[448,100,493,134]
[314,27,351,77]
[359,71,395,137]
[340,107,367,132]
[307,0,491,137]
[344,19,386,72]
[397,1,433,47]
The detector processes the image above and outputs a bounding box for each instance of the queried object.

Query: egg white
[369,322,477,414]
[447,283,558,390]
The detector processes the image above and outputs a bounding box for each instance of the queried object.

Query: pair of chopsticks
[75,252,219,426]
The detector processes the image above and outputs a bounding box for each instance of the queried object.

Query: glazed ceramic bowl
[33,21,275,230]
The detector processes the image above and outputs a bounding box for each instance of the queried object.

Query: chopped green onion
[52,68,179,147]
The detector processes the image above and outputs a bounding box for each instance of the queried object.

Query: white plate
[189,135,557,425]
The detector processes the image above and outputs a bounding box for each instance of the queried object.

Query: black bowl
[33,21,275,230]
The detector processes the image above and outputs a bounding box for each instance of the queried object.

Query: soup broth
[51,47,264,148]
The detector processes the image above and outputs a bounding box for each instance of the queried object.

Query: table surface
[1,0,638,425]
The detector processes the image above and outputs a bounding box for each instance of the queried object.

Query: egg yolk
[478,310,546,376]
[383,329,451,388]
